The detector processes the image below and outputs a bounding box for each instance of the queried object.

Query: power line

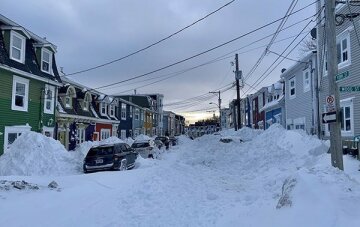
[93,1,317,91]
[244,0,298,81]
[104,19,311,93]
[268,50,307,63]
[63,0,236,77]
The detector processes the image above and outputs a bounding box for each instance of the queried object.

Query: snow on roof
[57,102,66,114]
[90,105,99,118]
[260,95,284,112]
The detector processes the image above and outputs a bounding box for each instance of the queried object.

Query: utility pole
[209,91,221,130]
[325,0,344,170]
[235,54,242,131]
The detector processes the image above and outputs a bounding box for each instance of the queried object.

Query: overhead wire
[244,0,298,81]
[92,1,318,91]
[63,0,236,77]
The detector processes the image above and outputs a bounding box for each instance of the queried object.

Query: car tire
[120,159,127,171]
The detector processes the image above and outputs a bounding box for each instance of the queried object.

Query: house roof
[0,19,61,83]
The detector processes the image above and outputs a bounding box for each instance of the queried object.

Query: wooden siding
[0,68,56,155]
[317,3,360,138]
[283,53,317,134]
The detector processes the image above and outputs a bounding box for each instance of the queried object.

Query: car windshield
[132,143,150,148]
[87,147,113,157]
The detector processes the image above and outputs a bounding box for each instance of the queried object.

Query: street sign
[335,71,349,81]
[339,86,360,92]
[325,95,336,112]
[235,70,242,80]
[322,111,337,124]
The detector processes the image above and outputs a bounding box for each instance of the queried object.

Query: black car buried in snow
[83,143,138,173]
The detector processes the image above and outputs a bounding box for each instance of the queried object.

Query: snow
[1,124,360,226]
[0,132,81,176]
[260,94,284,112]
[134,134,151,142]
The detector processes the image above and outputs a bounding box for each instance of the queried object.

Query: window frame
[109,104,115,117]
[135,108,140,120]
[337,31,351,69]
[324,98,354,137]
[77,128,86,144]
[12,75,29,112]
[44,84,55,114]
[41,48,53,74]
[10,31,26,63]
[4,125,31,152]
[121,130,126,140]
[121,103,126,120]
[303,69,311,93]
[83,92,91,111]
[289,77,296,99]
[100,102,107,116]
[100,129,111,140]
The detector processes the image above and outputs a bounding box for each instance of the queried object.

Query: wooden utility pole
[235,54,242,130]
[325,0,344,170]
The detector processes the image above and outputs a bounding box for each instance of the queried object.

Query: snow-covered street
[1,125,360,227]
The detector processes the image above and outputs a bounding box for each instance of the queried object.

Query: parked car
[154,140,164,149]
[169,136,178,146]
[131,139,158,158]
[155,136,170,149]
[83,143,138,173]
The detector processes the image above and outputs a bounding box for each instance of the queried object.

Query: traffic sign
[322,111,337,124]
[339,86,360,92]
[325,95,335,112]
[335,71,349,81]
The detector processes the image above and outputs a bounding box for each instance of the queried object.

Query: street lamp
[209,102,221,131]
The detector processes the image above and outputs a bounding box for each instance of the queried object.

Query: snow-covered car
[83,143,138,173]
[154,140,164,149]
[169,136,178,146]
[131,139,158,158]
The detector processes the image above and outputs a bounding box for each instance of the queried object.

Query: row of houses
[0,14,185,155]
[222,2,360,143]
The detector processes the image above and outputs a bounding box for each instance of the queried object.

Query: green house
[0,15,62,155]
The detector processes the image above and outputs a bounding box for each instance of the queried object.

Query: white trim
[0,25,31,38]
[121,103,126,120]
[0,64,61,86]
[120,130,126,140]
[11,75,29,112]
[303,69,310,93]
[109,104,116,117]
[4,125,31,152]
[44,84,55,114]
[57,112,120,124]
[100,129,111,140]
[10,30,26,63]
[289,77,296,99]
[41,48,53,74]
[100,102,108,116]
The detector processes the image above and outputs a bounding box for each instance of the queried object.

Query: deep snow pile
[0,132,81,176]
[1,125,360,227]
[219,126,263,141]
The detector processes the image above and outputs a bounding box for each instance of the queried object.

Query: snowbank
[134,134,151,142]
[219,126,263,142]
[0,132,81,176]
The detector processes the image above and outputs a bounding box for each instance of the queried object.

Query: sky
[0,0,316,123]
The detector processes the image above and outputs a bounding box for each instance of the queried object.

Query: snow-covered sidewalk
[1,125,360,227]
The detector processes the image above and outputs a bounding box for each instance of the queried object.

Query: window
[100,129,111,140]
[10,31,25,63]
[289,77,296,99]
[336,32,350,68]
[324,98,354,136]
[135,108,140,120]
[109,105,115,117]
[295,124,305,130]
[12,76,29,111]
[121,104,126,120]
[129,106,133,118]
[77,128,85,144]
[258,93,263,109]
[4,125,31,152]
[303,69,310,92]
[112,125,118,138]
[65,86,76,109]
[141,111,144,121]
[44,85,55,114]
[100,103,107,116]
[121,130,126,140]
[83,92,91,111]
[41,48,52,74]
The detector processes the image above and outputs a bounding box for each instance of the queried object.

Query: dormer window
[65,86,76,109]
[41,48,52,74]
[10,31,26,63]
[100,102,107,116]
[109,105,115,117]
[83,92,91,111]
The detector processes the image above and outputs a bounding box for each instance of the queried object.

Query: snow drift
[0,131,81,176]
